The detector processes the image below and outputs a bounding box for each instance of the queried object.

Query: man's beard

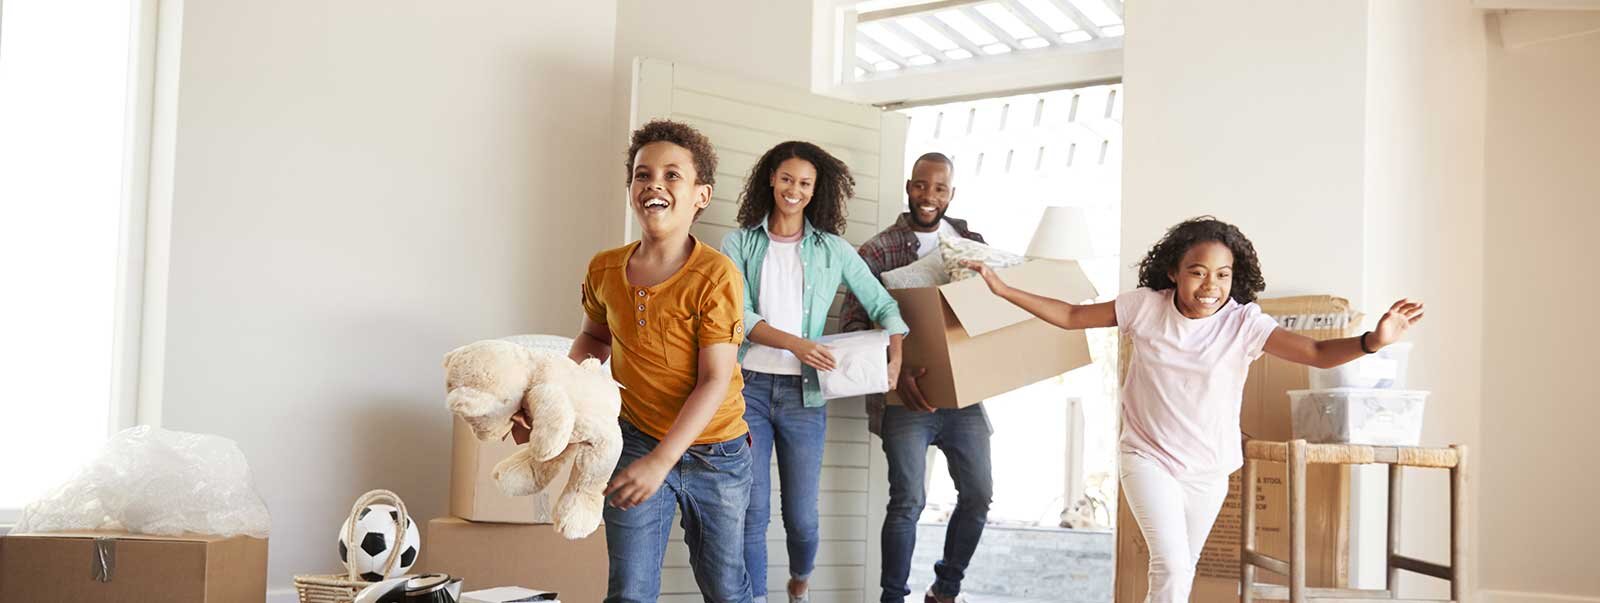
[908,204,945,229]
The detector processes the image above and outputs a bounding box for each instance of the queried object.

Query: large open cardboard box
[420,517,606,601]
[1115,295,1359,602]
[0,531,267,602]
[886,259,1098,409]
[450,416,568,524]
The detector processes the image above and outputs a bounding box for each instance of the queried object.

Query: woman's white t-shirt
[741,240,806,375]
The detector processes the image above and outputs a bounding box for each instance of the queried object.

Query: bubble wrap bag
[15,426,271,538]
[881,251,949,290]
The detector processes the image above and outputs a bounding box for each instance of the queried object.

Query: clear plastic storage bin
[1289,388,1429,446]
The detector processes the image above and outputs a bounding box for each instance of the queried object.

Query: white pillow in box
[940,234,1025,282]
[814,330,891,399]
[1289,388,1428,446]
[881,250,949,289]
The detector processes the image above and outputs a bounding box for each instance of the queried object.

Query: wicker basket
[293,489,413,603]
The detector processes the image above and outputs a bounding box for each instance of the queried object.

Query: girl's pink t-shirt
[1115,287,1280,477]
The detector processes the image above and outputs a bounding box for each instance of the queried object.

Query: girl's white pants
[1120,451,1232,603]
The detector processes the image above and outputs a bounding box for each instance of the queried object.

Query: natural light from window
[0,0,136,514]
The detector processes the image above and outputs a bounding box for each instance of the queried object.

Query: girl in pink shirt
[963,216,1423,603]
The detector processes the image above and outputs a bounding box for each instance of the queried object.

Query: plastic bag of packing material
[881,251,949,289]
[815,330,891,399]
[15,426,270,538]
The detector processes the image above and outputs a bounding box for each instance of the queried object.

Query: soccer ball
[336,503,420,581]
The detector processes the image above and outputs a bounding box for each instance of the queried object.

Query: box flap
[939,259,1097,338]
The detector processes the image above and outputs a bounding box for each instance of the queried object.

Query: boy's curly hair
[624,120,718,187]
[735,141,854,235]
[1135,216,1267,304]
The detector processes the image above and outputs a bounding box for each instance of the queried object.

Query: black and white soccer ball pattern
[336,503,420,581]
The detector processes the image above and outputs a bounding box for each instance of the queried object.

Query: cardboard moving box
[451,416,568,524]
[420,517,605,602]
[887,259,1098,409]
[0,531,267,603]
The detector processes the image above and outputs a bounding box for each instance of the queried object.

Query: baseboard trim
[1480,590,1600,603]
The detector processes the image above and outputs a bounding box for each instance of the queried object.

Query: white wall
[608,0,818,245]
[1121,0,1371,299]
[155,0,618,594]
[1480,23,1600,603]
[1360,2,1487,595]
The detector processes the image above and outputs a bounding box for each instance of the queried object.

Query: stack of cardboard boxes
[419,416,608,602]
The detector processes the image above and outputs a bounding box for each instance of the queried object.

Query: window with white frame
[846,0,1124,81]
[0,0,148,524]
[899,83,1122,529]
[815,0,1125,109]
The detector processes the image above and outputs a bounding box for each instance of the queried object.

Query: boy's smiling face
[630,141,711,240]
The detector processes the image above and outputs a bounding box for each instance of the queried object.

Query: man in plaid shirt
[839,152,992,603]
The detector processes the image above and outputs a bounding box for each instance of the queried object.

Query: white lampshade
[1026,206,1096,260]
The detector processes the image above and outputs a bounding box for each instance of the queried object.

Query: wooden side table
[1240,439,1469,603]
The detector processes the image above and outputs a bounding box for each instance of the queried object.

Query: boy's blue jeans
[604,420,754,603]
[878,404,994,603]
[740,370,828,602]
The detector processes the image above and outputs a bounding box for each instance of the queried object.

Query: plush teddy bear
[443,339,622,539]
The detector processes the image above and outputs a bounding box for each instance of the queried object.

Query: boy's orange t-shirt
[581,237,748,444]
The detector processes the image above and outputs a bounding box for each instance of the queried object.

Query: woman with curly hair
[720,141,909,603]
[960,216,1425,603]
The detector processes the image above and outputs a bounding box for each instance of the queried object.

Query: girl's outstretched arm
[960,260,1117,330]
[1264,298,1425,368]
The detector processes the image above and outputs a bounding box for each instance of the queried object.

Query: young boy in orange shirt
[522,120,752,602]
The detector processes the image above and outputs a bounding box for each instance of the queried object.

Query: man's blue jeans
[878,404,993,602]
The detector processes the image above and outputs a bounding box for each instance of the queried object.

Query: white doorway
[893,83,1124,603]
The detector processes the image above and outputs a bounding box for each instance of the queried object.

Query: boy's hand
[960,260,1008,295]
[1372,298,1425,347]
[789,340,838,372]
[604,453,672,510]
[897,367,937,413]
[508,411,531,445]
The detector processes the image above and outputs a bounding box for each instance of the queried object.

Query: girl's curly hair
[1135,216,1267,304]
[735,141,854,235]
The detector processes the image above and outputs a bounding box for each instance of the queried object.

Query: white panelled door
[628,57,907,603]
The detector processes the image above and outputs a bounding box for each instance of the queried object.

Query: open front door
[628,57,907,603]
